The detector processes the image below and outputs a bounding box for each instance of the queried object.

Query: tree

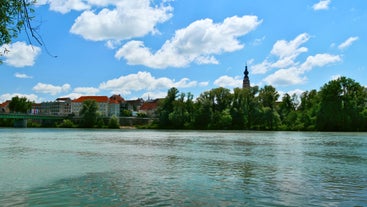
[80,100,99,128]
[277,93,298,130]
[317,77,367,131]
[258,85,280,129]
[194,87,233,129]
[1,0,40,63]
[9,96,32,113]
[158,87,179,128]
[297,90,319,130]
[108,115,120,129]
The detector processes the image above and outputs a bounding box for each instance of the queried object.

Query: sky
[1,0,366,103]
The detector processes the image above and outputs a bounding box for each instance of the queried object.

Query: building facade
[71,96,120,117]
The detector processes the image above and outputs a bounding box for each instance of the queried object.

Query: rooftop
[72,96,109,103]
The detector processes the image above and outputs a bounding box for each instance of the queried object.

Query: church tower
[242,65,250,89]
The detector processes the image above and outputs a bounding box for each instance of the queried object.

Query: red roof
[0,100,11,108]
[109,94,125,103]
[140,101,159,111]
[73,96,109,103]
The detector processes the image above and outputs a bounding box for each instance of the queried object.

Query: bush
[108,115,120,129]
[58,119,76,128]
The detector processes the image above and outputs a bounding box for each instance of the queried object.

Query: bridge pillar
[14,119,27,128]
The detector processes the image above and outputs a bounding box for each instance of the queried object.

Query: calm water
[0,128,366,207]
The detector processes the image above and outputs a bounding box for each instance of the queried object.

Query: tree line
[156,76,367,131]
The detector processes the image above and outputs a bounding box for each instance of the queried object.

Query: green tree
[9,96,32,113]
[108,115,120,129]
[194,87,233,129]
[80,99,99,128]
[258,85,280,129]
[168,93,190,129]
[1,0,38,62]
[277,93,298,130]
[231,88,246,129]
[297,90,319,130]
[158,87,179,128]
[317,77,367,131]
[193,96,213,129]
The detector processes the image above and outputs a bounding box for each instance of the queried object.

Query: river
[0,128,366,206]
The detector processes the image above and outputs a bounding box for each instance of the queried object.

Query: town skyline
[1,0,366,103]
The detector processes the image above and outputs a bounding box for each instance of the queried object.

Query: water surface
[0,128,366,206]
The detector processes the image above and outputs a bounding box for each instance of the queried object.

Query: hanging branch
[0,0,57,61]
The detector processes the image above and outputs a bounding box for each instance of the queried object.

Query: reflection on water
[0,129,366,206]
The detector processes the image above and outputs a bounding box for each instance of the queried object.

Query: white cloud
[140,91,167,100]
[338,36,359,50]
[0,93,39,103]
[14,73,33,79]
[252,33,310,74]
[214,75,243,88]
[70,0,173,41]
[313,0,331,11]
[37,0,90,14]
[251,33,342,86]
[251,59,272,74]
[1,42,41,67]
[264,67,307,86]
[264,53,341,86]
[115,15,262,69]
[271,33,309,59]
[300,53,341,71]
[99,71,205,95]
[73,87,100,95]
[33,83,71,95]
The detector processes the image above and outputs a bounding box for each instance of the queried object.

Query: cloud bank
[115,15,262,68]
[99,71,207,95]
[252,33,341,86]
[1,42,41,67]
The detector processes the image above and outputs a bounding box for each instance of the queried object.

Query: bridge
[0,113,66,127]
[0,113,66,120]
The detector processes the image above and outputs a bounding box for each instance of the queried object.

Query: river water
[0,128,366,206]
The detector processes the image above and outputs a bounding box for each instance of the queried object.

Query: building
[40,97,72,116]
[122,98,144,113]
[108,99,120,117]
[31,103,41,115]
[242,65,251,89]
[139,99,162,117]
[72,96,110,117]
[0,100,10,113]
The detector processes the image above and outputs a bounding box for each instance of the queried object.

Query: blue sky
[1,0,366,102]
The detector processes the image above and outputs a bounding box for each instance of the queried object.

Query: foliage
[8,96,32,113]
[121,109,132,117]
[108,115,120,129]
[156,76,367,131]
[1,0,38,63]
[317,77,367,131]
[58,119,76,128]
[80,99,99,128]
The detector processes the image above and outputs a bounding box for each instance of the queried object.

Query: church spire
[242,64,250,89]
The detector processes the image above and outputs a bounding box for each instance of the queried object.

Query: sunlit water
[0,128,366,206]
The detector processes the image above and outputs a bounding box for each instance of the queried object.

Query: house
[108,99,120,117]
[72,96,110,117]
[109,94,125,103]
[0,100,10,113]
[139,99,162,117]
[40,97,72,116]
[109,94,125,116]
[31,103,41,115]
[122,98,144,113]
